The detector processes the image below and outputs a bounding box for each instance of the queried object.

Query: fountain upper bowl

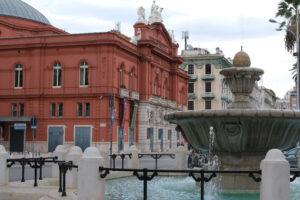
[165,109,300,153]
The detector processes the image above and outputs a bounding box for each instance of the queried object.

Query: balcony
[188,93,197,100]
[201,74,215,81]
[227,98,233,103]
[119,87,129,98]
[130,91,139,100]
[189,75,198,82]
[221,95,228,101]
[201,93,215,99]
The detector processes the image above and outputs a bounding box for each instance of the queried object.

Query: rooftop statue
[149,0,163,24]
[137,6,147,24]
[168,29,177,44]
[130,28,142,45]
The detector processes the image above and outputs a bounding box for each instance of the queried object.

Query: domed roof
[0,0,50,25]
[233,47,251,67]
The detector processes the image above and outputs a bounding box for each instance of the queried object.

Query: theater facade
[0,0,188,153]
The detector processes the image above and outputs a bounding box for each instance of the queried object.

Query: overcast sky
[23,0,295,98]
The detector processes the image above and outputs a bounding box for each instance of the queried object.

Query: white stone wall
[137,98,181,152]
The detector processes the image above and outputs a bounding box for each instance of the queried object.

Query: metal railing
[138,153,175,169]
[99,167,262,200]
[110,153,132,168]
[58,161,78,197]
[6,156,58,187]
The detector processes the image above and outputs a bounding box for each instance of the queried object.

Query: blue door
[159,129,163,152]
[48,127,63,152]
[129,128,134,146]
[118,127,124,152]
[75,127,91,152]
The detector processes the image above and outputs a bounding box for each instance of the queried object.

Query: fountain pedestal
[218,153,264,190]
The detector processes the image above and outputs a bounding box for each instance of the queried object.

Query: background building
[0,0,189,153]
[180,46,233,110]
[276,86,296,110]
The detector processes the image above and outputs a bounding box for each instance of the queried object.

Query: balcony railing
[188,93,197,100]
[189,75,198,81]
[201,93,215,99]
[119,88,129,98]
[201,74,215,81]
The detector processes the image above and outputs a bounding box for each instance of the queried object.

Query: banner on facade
[121,98,128,128]
[130,103,138,129]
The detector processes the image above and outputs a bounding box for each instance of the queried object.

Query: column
[66,146,82,188]
[78,147,105,200]
[260,149,289,200]
[0,145,8,185]
[175,146,187,170]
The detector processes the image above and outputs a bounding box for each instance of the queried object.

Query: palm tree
[275,0,300,81]
[276,0,300,52]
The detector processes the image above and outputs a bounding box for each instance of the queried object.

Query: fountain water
[165,48,300,190]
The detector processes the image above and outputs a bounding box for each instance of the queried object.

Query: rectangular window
[58,103,63,117]
[188,64,194,74]
[19,103,24,117]
[168,130,172,140]
[53,63,62,87]
[188,101,194,110]
[12,103,17,117]
[14,65,23,88]
[50,103,56,117]
[205,64,211,74]
[85,102,90,117]
[79,62,89,87]
[188,82,194,93]
[205,82,211,92]
[205,100,211,110]
[77,102,82,117]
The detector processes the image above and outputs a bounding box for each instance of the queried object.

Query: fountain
[165,48,300,190]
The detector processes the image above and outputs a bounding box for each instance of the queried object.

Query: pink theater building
[0,0,188,153]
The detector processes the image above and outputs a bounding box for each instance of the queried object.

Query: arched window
[130,71,133,90]
[79,61,88,86]
[53,62,62,87]
[14,64,23,88]
[119,68,123,87]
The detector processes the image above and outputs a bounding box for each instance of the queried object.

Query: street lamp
[269,8,300,110]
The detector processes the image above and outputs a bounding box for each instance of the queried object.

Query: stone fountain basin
[165,109,300,153]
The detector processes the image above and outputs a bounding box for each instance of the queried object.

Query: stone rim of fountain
[165,109,300,120]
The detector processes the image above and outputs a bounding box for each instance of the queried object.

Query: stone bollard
[78,147,105,200]
[97,145,109,168]
[175,146,187,170]
[260,149,290,200]
[66,146,82,188]
[52,145,68,177]
[0,145,8,186]
[128,145,139,169]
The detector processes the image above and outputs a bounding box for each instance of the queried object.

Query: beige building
[180,47,233,110]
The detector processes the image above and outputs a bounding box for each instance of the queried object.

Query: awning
[0,116,32,122]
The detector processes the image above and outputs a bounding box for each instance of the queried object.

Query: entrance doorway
[75,126,91,152]
[9,127,24,152]
[48,126,64,152]
[158,129,163,152]
[118,127,124,152]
